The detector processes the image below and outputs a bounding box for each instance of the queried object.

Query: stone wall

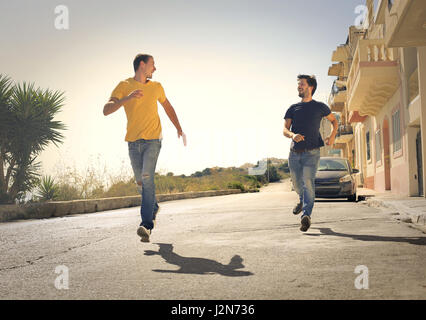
[0,189,242,223]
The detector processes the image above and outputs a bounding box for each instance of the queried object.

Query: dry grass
[37,158,289,201]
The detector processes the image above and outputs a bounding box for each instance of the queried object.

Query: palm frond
[36,175,59,201]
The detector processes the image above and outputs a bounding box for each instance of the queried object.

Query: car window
[318,159,349,171]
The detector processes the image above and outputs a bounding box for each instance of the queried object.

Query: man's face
[298,79,312,98]
[141,57,156,79]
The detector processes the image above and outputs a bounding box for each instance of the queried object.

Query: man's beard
[298,91,305,98]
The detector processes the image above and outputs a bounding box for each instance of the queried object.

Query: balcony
[347,39,399,116]
[379,0,426,48]
[328,81,347,112]
[332,44,350,62]
[335,125,354,144]
[348,111,368,123]
[328,63,343,77]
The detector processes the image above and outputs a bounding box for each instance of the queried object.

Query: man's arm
[160,98,183,138]
[283,118,304,142]
[324,113,338,146]
[103,90,143,116]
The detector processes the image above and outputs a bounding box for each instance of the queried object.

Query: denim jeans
[288,148,320,218]
[128,139,161,229]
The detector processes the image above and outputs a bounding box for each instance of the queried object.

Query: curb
[0,189,242,223]
[364,197,426,227]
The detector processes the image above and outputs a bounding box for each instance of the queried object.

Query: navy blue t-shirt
[284,100,331,150]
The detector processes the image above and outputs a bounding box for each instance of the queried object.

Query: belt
[291,148,319,154]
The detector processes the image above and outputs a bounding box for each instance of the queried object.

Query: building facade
[324,0,426,197]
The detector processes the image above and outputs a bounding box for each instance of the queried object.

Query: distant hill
[267,158,288,166]
[238,158,288,170]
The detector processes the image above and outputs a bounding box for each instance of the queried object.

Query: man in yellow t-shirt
[103,53,184,243]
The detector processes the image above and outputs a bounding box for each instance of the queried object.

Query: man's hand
[325,135,335,146]
[284,118,305,143]
[180,131,187,146]
[292,133,305,143]
[103,90,143,116]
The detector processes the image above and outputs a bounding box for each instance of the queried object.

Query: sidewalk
[358,187,426,231]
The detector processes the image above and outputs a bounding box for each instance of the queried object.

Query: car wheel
[347,194,357,202]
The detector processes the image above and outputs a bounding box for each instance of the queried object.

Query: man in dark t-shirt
[283,75,338,232]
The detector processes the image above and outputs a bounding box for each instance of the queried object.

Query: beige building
[324,0,426,197]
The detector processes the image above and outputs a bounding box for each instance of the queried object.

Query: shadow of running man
[144,243,254,277]
[306,227,426,246]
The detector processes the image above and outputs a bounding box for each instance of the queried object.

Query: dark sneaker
[137,226,151,242]
[300,215,311,232]
[293,202,303,215]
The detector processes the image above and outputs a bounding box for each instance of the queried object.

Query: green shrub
[36,176,59,201]
[227,182,245,192]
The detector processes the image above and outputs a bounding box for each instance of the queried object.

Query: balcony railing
[346,38,399,116]
[347,39,397,97]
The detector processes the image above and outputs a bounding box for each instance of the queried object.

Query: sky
[0,0,366,177]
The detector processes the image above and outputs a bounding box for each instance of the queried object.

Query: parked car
[315,157,359,201]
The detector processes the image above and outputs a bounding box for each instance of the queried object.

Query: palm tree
[0,74,66,203]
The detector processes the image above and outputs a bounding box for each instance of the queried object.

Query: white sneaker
[137,226,151,242]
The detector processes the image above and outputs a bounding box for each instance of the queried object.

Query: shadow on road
[306,227,426,246]
[144,243,254,277]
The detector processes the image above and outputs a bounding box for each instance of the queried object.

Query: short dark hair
[297,74,317,96]
[133,54,153,72]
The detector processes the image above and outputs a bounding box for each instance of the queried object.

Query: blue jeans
[288,148,320,218]
[128,139,161,229]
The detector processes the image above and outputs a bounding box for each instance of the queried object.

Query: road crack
[0,237,110,273]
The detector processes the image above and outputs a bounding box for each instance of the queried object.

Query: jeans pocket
[128,141,135,149]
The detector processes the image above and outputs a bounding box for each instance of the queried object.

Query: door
[416,131,423,196]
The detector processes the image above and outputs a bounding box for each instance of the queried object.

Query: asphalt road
[1,180,425,299]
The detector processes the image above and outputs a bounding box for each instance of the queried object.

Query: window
[392,110,401,152]
[366,131,371,161]
[375,130,382,163]
[318,159,349,171]
[388,0,394,10]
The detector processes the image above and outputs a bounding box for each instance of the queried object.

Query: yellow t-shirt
[110,78,167,142]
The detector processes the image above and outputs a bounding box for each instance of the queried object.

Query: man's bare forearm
[330,119,338,137]
[167,108,182,133]
[283,127,294,139]
[103,97,129,116]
